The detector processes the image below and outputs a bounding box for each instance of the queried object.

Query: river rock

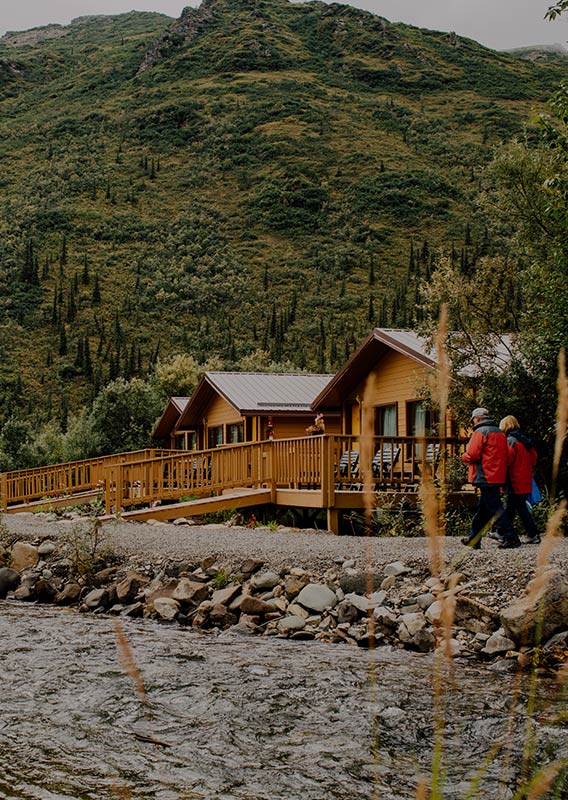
[284,575,308,597]
[239,559,264,576]
[251,571,280,590]
[397,612,427,643]
[153,597,180,620]
[0,567,21,598]
[454,596,499,635]
[481,629,516,656]
[56,582,82,605]
[14,584,34,601]
[296,583,338,612]
[83,588,107,610]
[172,578,210,606]
[238,595,274,615]
[209,603,237,628]
[412,628,436,653]
[287,602,309,619]
[337,600,362,625]
[11,542,39,572]
[543,630,568,650]
[278,615,306,632]
[339,573,383,594]
[34,579,57,603]
[500,568,568,646]
[116,573,149,602]
[373,606,398,628]
[383,561,410,577]
[425,600,443,623]
[121,602,144,617]
[37,540,57,557]
[211,583,241,607]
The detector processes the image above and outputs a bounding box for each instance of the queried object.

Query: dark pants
[469,485,518,544]
[504,489,539,538]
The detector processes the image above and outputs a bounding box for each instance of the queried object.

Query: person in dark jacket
[460,407,521,549]
[498,415,541,543]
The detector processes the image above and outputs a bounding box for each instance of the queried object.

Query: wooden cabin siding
[206,395,242,427]
[346,350,429,434]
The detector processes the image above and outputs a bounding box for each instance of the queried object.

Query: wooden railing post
[0,472,7,512]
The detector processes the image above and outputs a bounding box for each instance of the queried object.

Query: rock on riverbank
[1,514,567,668]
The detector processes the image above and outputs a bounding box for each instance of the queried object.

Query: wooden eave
[153,397,190,439]
[312,329,436,410]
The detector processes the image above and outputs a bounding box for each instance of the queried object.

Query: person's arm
[462,430,483,464]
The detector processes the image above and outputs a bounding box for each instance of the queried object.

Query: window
[207,426,224,448]
[406,401,438,458]
[175,431,197,450]
[227,423,244,444]
[374,404,397,436]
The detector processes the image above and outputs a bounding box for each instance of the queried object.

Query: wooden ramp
[5,490,102,514]
[102,487,273,523]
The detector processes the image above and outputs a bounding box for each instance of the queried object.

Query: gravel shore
[2,511,567,611]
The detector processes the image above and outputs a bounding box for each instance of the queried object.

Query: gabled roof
[152,396,190,439]
[177,371,335,427]
[312,328,514,410]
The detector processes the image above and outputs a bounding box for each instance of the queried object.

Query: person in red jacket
[460,407,521,549]
[498,415,541,543]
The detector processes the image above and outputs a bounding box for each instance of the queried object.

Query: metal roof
[205,372,335,413]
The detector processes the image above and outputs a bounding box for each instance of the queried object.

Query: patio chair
[372,443,401,487]
[335,450,360,489]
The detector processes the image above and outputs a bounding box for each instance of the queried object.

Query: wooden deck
[0,436,472,532]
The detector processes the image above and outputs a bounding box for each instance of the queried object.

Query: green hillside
[0,0,564,421]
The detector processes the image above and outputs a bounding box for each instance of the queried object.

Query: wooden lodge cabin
[1,330,512,531]
[153,371,341,450]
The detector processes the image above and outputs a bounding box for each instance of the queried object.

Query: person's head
[499,415,520,434]
[470,407,490,426]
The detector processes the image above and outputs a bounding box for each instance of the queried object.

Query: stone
[153,597,180,620]
[172,578,210,606]
[412,628,436,653]
[267,596,288,613]
[56,582,82,605]
[13,585,34,601]
[501,568,568,646]
[172,517,191,525]
[278,615,306,632]
[37,541,57,557]
[121,602,144,617]
[93,566,119,586]
[11,542,39,572]
[397,612,427,642]
[436,638,462,658]
[380,575,396,591]
[339,573,383,594]
[482,629,516,656]
[238,595,274,615]
[0,567,20,598]
[209,603,237,628]
[287,603,309,619]
[343,593,370,613]
[83,588,107,609]
[337,600,362,625]
[383,561,410,577]
[296,583,338,612]
[239,559,264,576]
[416,592,436,610]
[373,606,398,628]
[283,575,308,597]
[454,596,499,635]
[342,559,356,569]
[425,600,443,623]
[211,583,241,607]
[251,571,280,590]
[116,573,149,603]
[543,630,568,651]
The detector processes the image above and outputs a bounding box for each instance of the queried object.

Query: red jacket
[506,431,538,494]
[462,419,512,486]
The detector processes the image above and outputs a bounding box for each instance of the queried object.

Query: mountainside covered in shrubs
[0,0,564,430]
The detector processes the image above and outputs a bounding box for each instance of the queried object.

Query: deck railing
[0,449,176,511]
[0,436,467,513]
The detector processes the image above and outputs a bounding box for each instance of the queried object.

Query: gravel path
[3,511,567,610]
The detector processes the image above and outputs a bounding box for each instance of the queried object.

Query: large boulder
[295,583,338,612]
[0,567,21,598]
[11,542,39,572]
[501,568,568,646]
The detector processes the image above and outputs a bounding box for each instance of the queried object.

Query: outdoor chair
[372,444,401,488]
[335,450,360,489]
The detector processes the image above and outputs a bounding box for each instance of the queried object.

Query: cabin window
[227,423,244,444]
[406,401,438,458]
[175,431,197,450]
[207,426,224,448]
[374,404,397,437]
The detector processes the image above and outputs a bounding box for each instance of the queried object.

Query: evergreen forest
[0,0,566,469]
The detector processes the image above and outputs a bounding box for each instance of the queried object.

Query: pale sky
[0,0,566,51]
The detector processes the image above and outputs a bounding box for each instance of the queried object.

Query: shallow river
[0,602,566,800]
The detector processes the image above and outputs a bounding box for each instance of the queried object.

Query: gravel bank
[3,511,567,611]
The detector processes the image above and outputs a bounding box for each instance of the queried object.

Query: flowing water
[0,602,566,800]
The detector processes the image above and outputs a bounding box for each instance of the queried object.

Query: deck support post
[327,508,339,534]
[0,472,6,511]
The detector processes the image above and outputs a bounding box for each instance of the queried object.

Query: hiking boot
[497,538,522,549]
[487,530,505,543]
[461,536,481,550]
[526,535,542,544]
